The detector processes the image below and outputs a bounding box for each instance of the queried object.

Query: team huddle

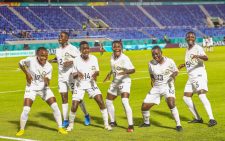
[16,31,217,136]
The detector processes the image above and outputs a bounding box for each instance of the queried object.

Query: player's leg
[106,93,117,127]
[16,98,33,136]
[16,87,35,136]
[59,81,69,127]
[79,100,90,126]
[45,90,67,134]
[106,83,118,127]
[166,97,182,131]
[94,94,112,131]
[67,89,85,131]
[197,90,217,127]
[70,80,90,126]
[121,92,134,132]
[183,80,202,123]
[140,88,160,128]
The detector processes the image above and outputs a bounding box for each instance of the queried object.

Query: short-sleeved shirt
[72,55,99,89]
[19,57,52,91]
[185,44,207,79]
[56,43,80,82]
[149,57,178,86]
[110,53,134,83]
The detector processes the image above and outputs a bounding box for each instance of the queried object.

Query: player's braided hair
[186,31,196,38]
[36,47,48,55]
[79,41,89,47]
[61,31,69,38]
[152,45,162,52]
[112,40,123,48]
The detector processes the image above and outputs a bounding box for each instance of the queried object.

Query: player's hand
[192,55,199,59]
[92,72,98,81]
[44,77,49,87]
[103,73,111,82]
[63,61,73,68]
[118,68,128,75]
[178,64,185,70]
[77,71,84,80]
[26,73,32,85]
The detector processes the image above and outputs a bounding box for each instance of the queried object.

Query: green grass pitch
[0,47,225,141]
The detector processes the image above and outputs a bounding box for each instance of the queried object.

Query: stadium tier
[0,4,225,45]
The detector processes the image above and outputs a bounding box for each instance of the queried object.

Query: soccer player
[16,47,67,136]
[66,41,112,131]
[49,31,90,127]
[179,31,217,127]
[140,46,182,131]
[209,36,214,52]
[104,40,135,132]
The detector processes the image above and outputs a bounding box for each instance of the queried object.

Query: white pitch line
[0,73,187,94]
[0,135,38,141]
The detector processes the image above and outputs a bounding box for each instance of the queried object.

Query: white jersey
[185,44,207,79]
[56,43,80,82]
[72,55,99,89]
[149,57,178,86]
[110,53,134,83]
[19,57,52,91]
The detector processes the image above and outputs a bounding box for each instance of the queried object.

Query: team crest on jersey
[164,69,170,75]
[91,66,96,70]
[64,52,71,61]
[189,54,198,64]
[42,71,47,76]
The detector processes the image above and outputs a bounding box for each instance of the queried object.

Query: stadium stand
[0,4,225,45]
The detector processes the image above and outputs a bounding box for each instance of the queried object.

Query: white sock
[79,101,88,116]
[106,99,115,122]
[171,107,181,126]
[199,94,214,120]
[51,103,62,128]
[62,103,69,121]
[20,106,30,130]
[142,111,150,124]
[100,108,109,126]
[68,111,76,127]
[122,98,133,125]
[183,96,201,119]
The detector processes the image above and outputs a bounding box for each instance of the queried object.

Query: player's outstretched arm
[49,57,57,63]
[19,63,32,85]
[103,71,112,82]
[178,64,185,70]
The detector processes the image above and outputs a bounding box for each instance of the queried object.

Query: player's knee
[61,93,68,103]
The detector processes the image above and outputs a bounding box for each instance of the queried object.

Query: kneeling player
[140,46,182,131]
[16,47,67,136]
[66,41,111,131]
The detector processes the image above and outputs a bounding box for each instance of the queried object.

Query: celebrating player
[66,41,112,131]
[104,40,135,132]
[16,47,67,136]
[179,31,217,127]
[140,46,182,131]
[49,31,90,127]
